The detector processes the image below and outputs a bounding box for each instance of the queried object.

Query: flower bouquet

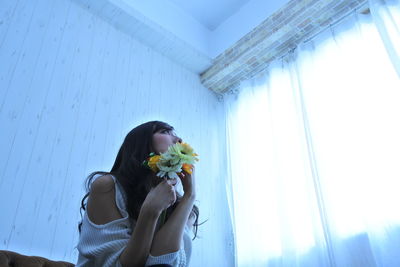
[143,142,199,224]
[143,142,199,179]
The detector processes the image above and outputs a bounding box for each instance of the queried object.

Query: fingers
[156,178,176,192]
[146,177,180,212]
[167,186,176,207]
[162,178,176,206]
[166,178,177,186]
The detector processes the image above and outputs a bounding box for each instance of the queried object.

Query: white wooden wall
[0,0,235,266]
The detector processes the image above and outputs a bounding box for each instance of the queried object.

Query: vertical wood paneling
[37,4,90,258]
[98,32,121,170]
[101,34,130,170]
[0,0,35,97]
[60,14,111,261]
[22,0,73,256]
[0,0,234,266]
[0,1,20,55]
[76,16,110,180]
[84,21,114,175]
[0,0,39,182]
[13,0,75,255]
[115,34,132,148]
[2,0,62,252]
[48,5,97,260]
[0,0,59,248]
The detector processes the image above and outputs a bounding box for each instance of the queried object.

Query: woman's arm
[119,203,160,267]
[87,175,176,267]
[149,195,195,256]
[150,168,196,256]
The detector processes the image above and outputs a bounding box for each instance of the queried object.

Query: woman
[76,121,199,267]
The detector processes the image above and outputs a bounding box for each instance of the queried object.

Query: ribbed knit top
[76,174,192,267]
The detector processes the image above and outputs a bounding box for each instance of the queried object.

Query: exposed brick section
[200,0,368,94]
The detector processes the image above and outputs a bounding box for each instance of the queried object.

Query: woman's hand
[142,178,177,216]
[150,168,196,256]
[178,165,196,199]
[120,178,177,267]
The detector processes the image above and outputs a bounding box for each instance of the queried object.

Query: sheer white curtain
[370,0,400,75]
[225,2,400,267]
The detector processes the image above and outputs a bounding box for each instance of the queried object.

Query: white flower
[156,155,182,179]
[154,143,199,179]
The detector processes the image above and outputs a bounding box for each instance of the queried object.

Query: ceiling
[168,0,252,30]
[80,0,290,73]
[121,0,290,58]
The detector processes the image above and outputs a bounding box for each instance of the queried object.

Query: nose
[174,136,182,143]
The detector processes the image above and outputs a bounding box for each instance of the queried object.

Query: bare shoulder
[87,174,123,224]
[90,174,115,193]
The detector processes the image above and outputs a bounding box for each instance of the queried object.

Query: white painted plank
[0,0,60,250]
[101,33,130,169]
[13,0,74,256]
[2,0,62,251]
[69,16,110,191]
[61,13,113,262]
[48,8,106,261]
[83,22,119,176]
[97,36,122,169]
[18,0,81,257]
[0,0,40,182]
[16,0,74,257]
[0,0,20,48]
[0,0,38,102]
[24,3,89,259]
[118,34,134,142]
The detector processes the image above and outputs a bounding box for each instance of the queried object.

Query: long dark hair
[78,121,200,239]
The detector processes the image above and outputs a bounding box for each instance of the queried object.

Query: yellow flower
[144,142,199,179]
[182,163,193,174]
[148,155,161,172]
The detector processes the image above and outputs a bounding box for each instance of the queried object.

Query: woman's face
[152,129,182,154]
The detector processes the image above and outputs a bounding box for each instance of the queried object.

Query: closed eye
[162,129,176,136]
